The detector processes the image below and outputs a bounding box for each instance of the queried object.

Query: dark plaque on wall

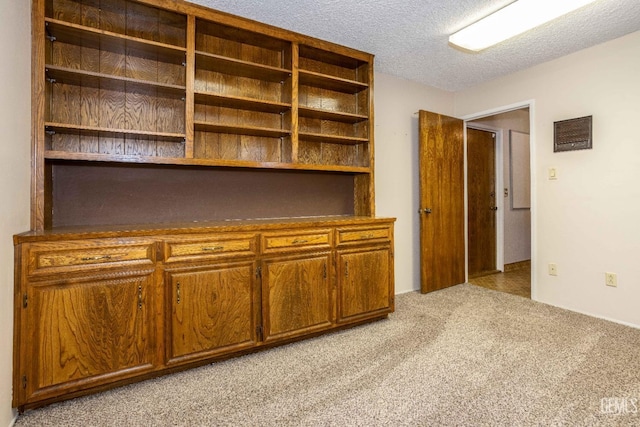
[554,115,592,152]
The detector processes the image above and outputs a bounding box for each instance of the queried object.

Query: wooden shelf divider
[299,132,368,145]
[298,70,368,93]
[298,106,368,123]
[194,92,291,114]
[45,123,186,142]
[45,65,187,97]
[45,18,187,62]
[194,122,290,138]
[195,51,291,82]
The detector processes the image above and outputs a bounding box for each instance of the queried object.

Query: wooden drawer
[261,229,332,254]
[163,234,257,263]
[336,226,391,246]
[26,239,155,277]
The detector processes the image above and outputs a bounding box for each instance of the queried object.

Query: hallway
[468,261,531,298]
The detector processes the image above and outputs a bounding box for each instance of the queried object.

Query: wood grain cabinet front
[163,234,258,263]
[261,229,332,254]
[336,246,394,323]
[261,253,333,342]
[165,261,260,365]
[15,269,157,407]
[13,217,394,411]
[336,225,391,246]
[26,239,156,277]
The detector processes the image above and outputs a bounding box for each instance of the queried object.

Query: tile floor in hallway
[468,261,531,298]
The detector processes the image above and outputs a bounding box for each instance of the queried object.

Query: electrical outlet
[605,272,617,287]
[549,263,558,276]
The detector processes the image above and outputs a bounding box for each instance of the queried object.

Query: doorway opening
[466,107,531,298]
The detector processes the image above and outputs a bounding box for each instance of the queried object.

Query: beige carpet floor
[15,284,640,426]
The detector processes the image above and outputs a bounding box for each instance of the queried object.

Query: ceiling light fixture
[449,0,598,52]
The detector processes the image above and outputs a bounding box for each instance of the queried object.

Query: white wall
[455,31,640,327]
[472,109,531,265]
[0,0,32,423]
[374,72,454,293]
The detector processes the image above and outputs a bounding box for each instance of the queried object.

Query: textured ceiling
[191,0,640,92]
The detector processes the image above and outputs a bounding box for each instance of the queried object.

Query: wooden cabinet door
[262,253,332,342]
[167,262,258,364]
[337,247,392,322]
[20,272,156,404]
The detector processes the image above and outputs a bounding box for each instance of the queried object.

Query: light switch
[548,168,557,180]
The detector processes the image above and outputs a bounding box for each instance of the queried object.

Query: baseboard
[398,285,638,329]
[538,300,640,330]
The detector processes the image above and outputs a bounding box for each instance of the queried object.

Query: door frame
[460,100,536,299]
[465,123,504,275]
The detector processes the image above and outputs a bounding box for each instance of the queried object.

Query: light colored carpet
[15,284,640,426]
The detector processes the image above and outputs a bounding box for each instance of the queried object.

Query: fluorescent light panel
[449,0,598,51]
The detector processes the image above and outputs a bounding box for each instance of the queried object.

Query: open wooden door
[419,111,465,293]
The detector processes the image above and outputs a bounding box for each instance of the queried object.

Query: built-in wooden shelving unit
[13,0,390,413]
[31,0,375,230]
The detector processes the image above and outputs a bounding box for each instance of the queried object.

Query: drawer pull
[292,239,308,244]
[80,255,113,261]
[202,246,224,251]
[360,233,375,239]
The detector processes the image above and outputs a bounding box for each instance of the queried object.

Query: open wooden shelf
[299,44,368,70]
[196,18,290,63]
[45,65,187,97]
[45,18,187,63]
[298,106,368,123]
[194,121,291,138]
[43,150,370,173]
[45,123,186,142]
[299,132,368,145]
[299,70,368,94]
[196,51,291,83]
[194,92,291,114]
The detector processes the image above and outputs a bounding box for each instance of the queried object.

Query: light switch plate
[549,168,557,180]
